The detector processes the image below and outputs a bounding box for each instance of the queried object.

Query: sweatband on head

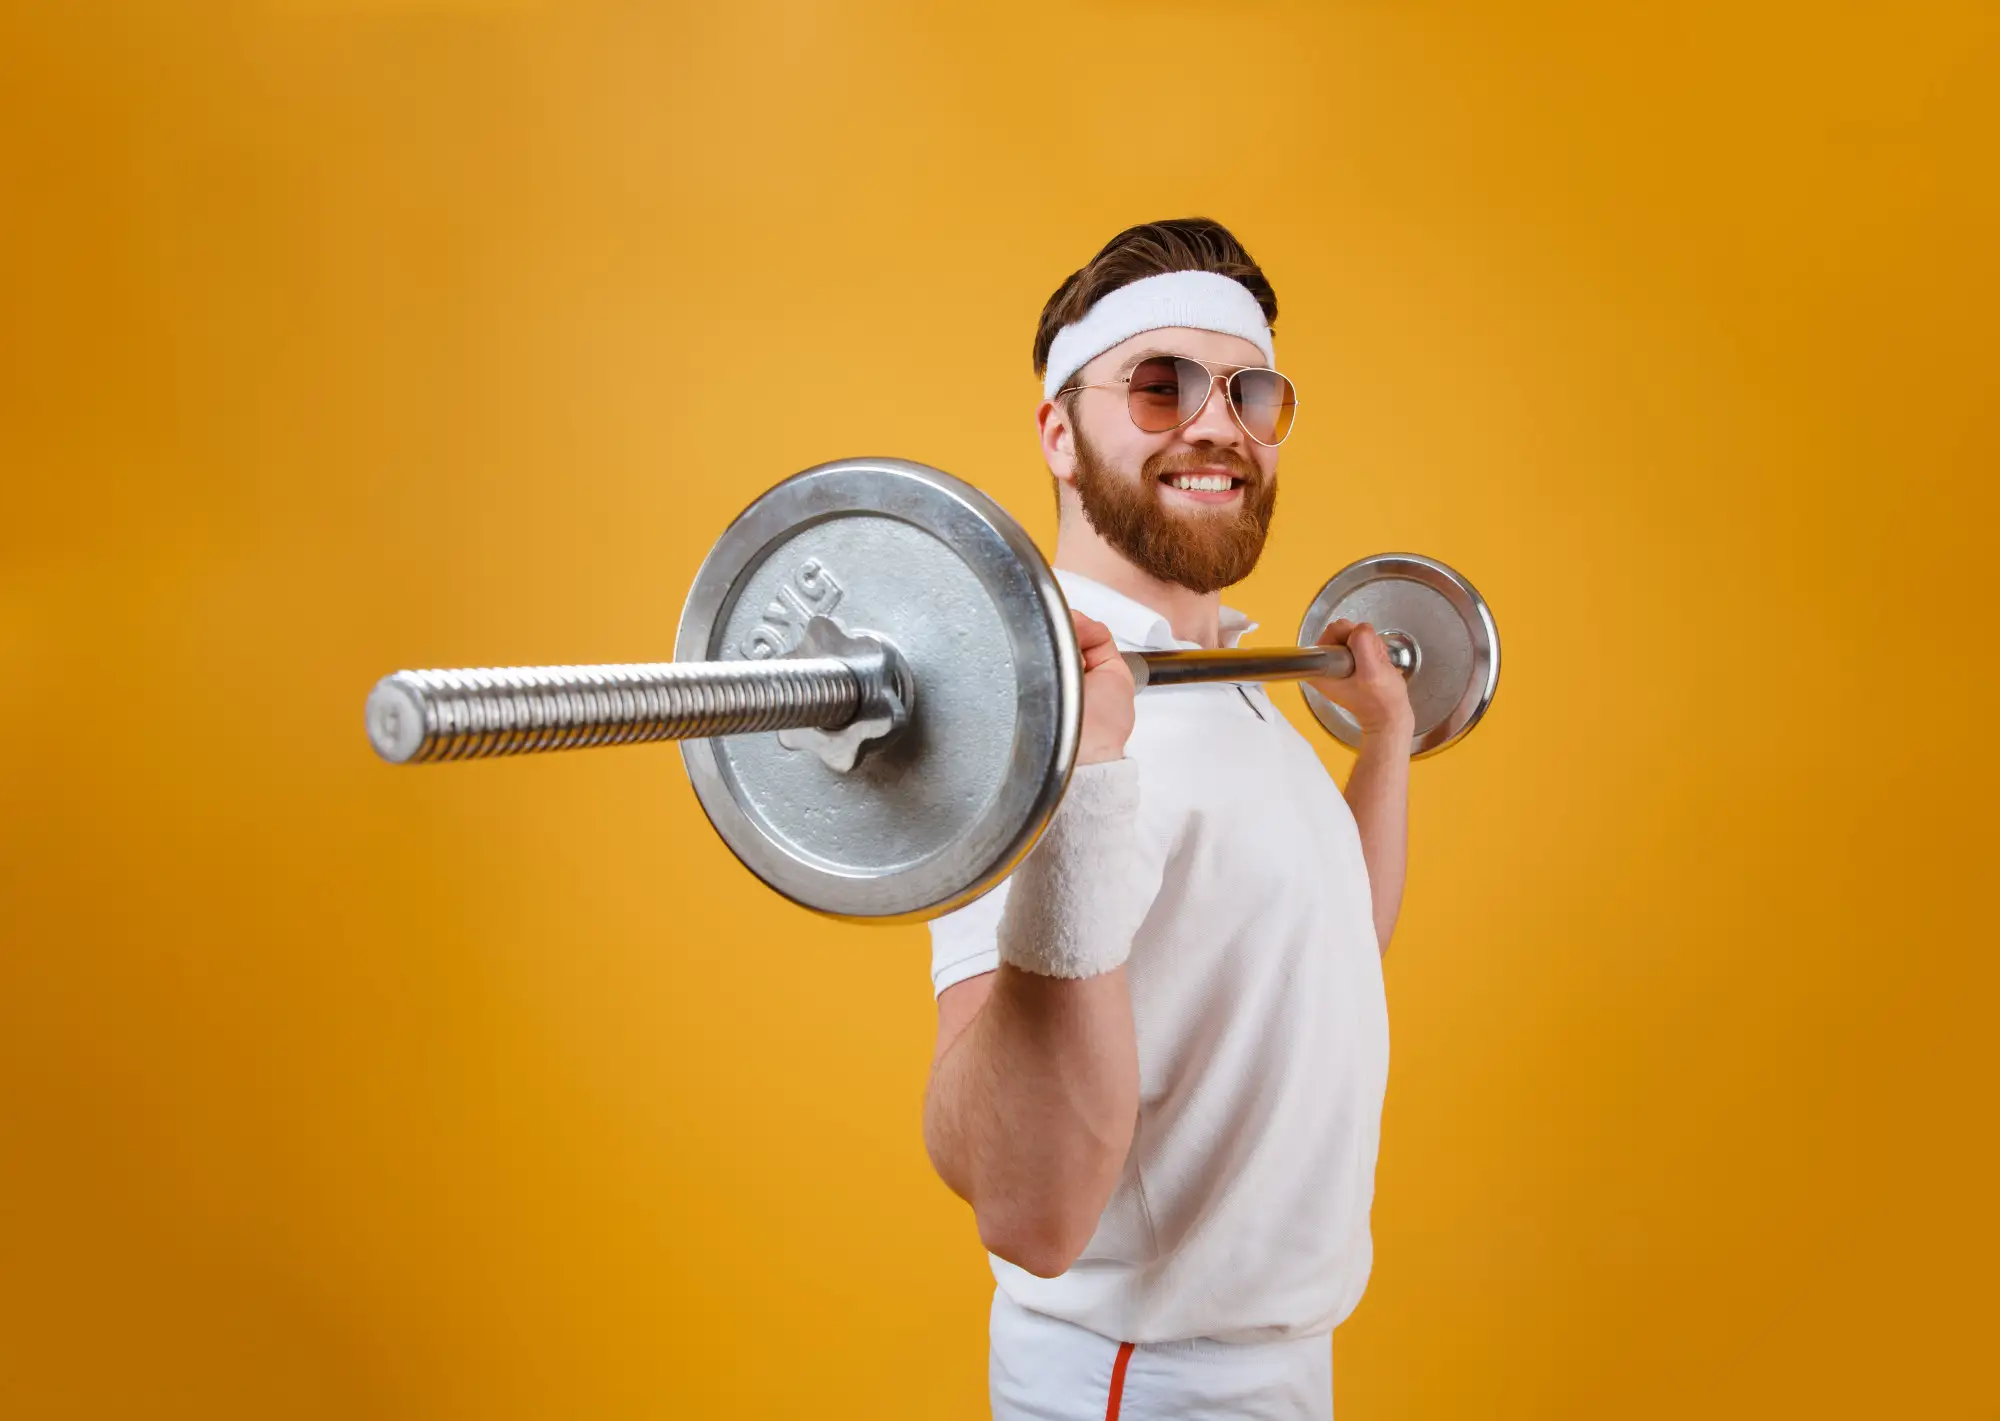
[1042,269,1275,400]
[996,758,1152,980]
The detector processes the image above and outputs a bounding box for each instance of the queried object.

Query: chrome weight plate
[676,458,1080,922]
[1297,553,1501,758]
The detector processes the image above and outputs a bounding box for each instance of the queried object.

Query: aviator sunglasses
[1059,354,1299,447]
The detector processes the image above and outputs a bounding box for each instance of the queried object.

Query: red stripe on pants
[1104,1341,1136,1421]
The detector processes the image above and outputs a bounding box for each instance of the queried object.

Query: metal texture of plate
[676,458,1080,922]
[1297,552,1501,758]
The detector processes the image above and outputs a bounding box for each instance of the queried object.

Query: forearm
[1345,716,1414,953]
[923,965,1139,1276]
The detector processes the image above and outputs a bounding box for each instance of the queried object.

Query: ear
[1037,396,1079,488]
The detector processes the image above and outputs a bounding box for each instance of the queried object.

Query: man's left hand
[1309,620,1415,741]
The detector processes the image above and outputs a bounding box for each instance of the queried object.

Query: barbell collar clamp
[771,616,915,771]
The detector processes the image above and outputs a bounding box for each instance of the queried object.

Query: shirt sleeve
[928,878,1010,997]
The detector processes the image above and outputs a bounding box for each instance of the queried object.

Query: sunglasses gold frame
[1056,354,1300,447]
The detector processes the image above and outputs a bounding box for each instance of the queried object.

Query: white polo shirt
[929,570,1392,1347]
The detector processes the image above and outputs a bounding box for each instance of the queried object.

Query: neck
[1052,518,1225,648]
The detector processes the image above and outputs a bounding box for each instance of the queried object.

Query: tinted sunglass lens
[1124,357,1188,433]
[1230,368,1297,444]
[1173,357,1221,426]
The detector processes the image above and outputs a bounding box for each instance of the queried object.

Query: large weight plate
[676,458,1080,922]
[1298,553,1501,758]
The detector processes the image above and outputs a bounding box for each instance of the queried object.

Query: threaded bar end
[365,658,863,764]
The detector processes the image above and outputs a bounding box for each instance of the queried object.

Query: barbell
[364,458,1501,921]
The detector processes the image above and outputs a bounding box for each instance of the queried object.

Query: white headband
[1042,269,1274,400]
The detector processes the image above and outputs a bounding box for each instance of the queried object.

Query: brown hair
[1032,218,1278,381]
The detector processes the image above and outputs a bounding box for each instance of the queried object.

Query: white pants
[988,1288,1334,1420]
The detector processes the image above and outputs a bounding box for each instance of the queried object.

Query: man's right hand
[1073,611,1136,766]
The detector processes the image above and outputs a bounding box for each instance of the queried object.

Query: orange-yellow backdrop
[3,2,1996,1416]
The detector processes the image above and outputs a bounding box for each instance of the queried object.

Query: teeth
[1169,474,1234,492]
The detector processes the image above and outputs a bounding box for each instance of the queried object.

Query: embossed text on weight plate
[739,559,845,659]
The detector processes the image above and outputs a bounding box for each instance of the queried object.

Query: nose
[1181,372,1247,448]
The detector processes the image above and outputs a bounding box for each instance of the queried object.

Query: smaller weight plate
[676,458,1080,923]
[1297,553,1501,758]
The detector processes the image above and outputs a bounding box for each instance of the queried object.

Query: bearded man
[921,218,1416,1420]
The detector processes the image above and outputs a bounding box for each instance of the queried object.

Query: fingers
[1320,619,1393,672]
[1071,610,1127,674]
[1071,610,1137,765]
[1348,622,1386,669]
[1315,618,1357,648]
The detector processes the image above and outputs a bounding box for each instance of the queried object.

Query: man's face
[1049,327,1282,595]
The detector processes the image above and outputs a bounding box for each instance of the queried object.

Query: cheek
[1127,434,1176,476]
[1087,413,1165,478]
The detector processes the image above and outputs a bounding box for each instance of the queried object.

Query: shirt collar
[1053,568,1259,652]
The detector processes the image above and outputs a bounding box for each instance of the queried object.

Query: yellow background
[3,2,1996,1415]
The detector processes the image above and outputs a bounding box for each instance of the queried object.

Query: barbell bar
[364,458,1500,922]
[364,621,1417,765]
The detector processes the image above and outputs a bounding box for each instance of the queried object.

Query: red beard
[1071,433,1277,594]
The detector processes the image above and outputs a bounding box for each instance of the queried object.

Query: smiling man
[921,219,1416,1420]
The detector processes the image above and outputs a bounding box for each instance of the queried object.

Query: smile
[1160,469,1244,502]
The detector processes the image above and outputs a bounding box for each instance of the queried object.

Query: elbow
[978,1207,1093,1280]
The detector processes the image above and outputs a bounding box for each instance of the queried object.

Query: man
[921,219,1416,1420]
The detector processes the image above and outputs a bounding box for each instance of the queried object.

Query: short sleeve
[928,878,1012,997]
